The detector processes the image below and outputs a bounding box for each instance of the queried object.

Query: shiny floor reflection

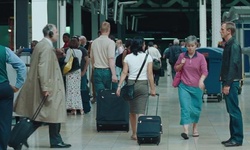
[8,74,250,150]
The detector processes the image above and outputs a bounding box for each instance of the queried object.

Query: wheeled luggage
[137,93,162,145]
[96,89,129,132]
[8,96,47,149]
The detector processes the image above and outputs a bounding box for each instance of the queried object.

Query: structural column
[15,0,29,49]
[117,23,125,41]
[186,12,198,37]
[73,0,82,36]
[199,0,207,47]
[211,0,221,47]
[99,14,106,25]
[58,0,67,48]
[32,0,48,41]
[91,4,99,40]
[47,0,58,47]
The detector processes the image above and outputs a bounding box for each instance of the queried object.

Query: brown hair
[223,21,236,36]
[69,37,79,49]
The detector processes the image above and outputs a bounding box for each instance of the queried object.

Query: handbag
[153,59,161,70]
[172,71,182,88]
[63,49,81,75]
[120,54,148,101]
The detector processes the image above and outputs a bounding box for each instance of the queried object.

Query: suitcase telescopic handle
[31,96,48,120]
[146,93,160,116]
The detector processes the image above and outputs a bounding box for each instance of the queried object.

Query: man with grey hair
[79,35,87,49]
[13,24,71,149]
[168,38,182,79]
[78,35,91,113]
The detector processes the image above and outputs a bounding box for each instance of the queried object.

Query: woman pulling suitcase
[116,36,156,140]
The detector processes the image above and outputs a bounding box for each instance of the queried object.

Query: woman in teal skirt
[174,35,208,140]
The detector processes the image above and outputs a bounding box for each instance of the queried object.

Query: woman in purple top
[174,35,208,140]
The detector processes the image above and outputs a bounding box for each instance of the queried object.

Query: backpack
[168,45,182,65]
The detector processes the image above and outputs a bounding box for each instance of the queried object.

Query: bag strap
[71,49,77,57]
[135,54,148,83]
[31,96,48,120]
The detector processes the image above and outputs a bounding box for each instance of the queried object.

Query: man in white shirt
[145,41,162,85]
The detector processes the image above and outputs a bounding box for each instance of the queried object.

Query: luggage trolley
[197,47,223,102]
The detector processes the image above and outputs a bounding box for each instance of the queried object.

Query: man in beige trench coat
[14,24,71,149]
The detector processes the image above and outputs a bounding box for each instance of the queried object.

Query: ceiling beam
[124,8,229,13]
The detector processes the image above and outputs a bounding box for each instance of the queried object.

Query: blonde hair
[100,21,110,33]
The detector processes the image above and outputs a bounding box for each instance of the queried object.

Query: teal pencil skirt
[178,82,203,125]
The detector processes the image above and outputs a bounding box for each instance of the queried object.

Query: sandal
[130,135,137,140]
[192,132,199,137]
[181,133,189,140]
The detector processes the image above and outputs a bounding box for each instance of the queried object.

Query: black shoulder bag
[69,49,81,73]
[120,54,148,101]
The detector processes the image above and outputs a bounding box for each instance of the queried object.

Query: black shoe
[51,142,71,148]
[14,144,22,150]
[221,139,231,144]
[181,133,189,140]
[224,141,242,147]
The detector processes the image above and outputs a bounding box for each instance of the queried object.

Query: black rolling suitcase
[96,89,129,132]
[137,93,162,145]
[8,96,47,149]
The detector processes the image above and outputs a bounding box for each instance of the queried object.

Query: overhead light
[161,38,178,40]
[8,29,12,32]
[144,38,155,40]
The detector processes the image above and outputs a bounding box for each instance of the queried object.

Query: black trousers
[0,81,14,150]
[26,122,63,145]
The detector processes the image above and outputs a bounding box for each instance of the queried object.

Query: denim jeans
[81,73,88,91]
[93,68,112,99]
[224,81,243,144]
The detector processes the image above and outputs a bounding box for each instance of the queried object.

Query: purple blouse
[175,51,208,87]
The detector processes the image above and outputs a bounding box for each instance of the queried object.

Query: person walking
[174,35,208,140]
[116,37,156,140]
[14,24,71,149]
[90,21,117,100]
[0,45,26,150]
[220,21,243,147]
[168,38,182,80]
[145,41,162,86]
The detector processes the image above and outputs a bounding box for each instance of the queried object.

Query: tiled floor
[8,73,250,150]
